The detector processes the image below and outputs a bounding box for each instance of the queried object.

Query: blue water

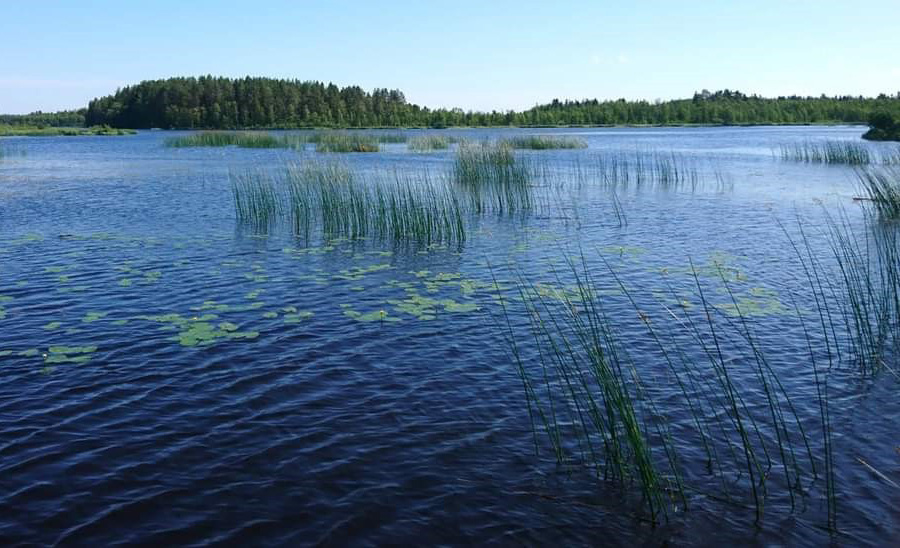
[0,127,897,546]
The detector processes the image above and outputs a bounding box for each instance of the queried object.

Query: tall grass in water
[230,171,281,231]
[314,133,380,153]
[779,140,872,165]
[856,167,900,221]
[167,132,284,148]
[286,162,465,244]
[232,162,464,245]
[493,250,835,526]
[502,135,588,150]
[573,150,701,191]
[453,142,532,213]
[408,135,457,151]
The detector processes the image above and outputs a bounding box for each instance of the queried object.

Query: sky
[1,0,899,114]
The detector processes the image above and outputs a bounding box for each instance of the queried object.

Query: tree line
[7,76,900,129]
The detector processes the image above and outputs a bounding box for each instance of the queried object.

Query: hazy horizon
[2,0,899,114]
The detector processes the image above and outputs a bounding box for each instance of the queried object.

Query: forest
[6,76,900,130]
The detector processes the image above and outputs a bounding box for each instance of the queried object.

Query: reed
[314,133,380,153]
[166,131,284,148]
[856,167,900,221]
[493,247,836,525]
[779,140,872,165]
[452,141,532,213]
[572,150,701,191]
[502,135,588,150]
[230,171,281,230]
[408,135,453,151]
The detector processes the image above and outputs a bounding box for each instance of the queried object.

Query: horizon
[2,0,899,114]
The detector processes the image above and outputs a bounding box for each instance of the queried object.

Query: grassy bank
[0,125,135,137]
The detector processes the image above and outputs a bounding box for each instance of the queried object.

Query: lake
[0,126,897,546]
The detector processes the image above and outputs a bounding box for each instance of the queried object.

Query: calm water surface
[0,127,898,546]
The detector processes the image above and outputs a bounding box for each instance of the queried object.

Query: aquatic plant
[502,135,588,150]
[231,171,281,229]
[284,162,465,245]
[452,141,532,213]
[314,133,380,153]
[571,150,701,191]
[856,167,900,221]
[492,249,835,526]
[166,131,284,148]
[778,140,872,165]
[408,135,454,151]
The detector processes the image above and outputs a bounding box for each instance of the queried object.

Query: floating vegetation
[778,140,872,165]
[502,135,588,150]
[44,345,98,364]
[453,141,532,213]
[856,167,900,221]
[135,313,259,347]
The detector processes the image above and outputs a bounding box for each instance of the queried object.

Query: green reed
[167,131,284,148]
[231,161,464,245]
[408,135,456,151]
[570,150,701,191]
[230,171,281,230]
[493,247,836,526]
[857,167,900,221]
[502,135,588,150]
[452,141,532,213]
[314,133,380,153]
[779,140,872,165]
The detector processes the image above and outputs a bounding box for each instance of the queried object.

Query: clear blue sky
[1,0,898,114]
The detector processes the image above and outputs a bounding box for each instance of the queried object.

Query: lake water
[0,127,898,546]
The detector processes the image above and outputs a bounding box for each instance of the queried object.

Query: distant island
[2,76,900,131]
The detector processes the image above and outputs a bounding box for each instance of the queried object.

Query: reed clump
[230,171,281,230]
[857,167,900,221]
[408,135,456,151]
[493,247,838,527]
[779,140,872,165]
[314,133,380,153]
[502,135,588,150]
[167,131,284,148]
[572,150,701,190]
[453,142,532,212]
